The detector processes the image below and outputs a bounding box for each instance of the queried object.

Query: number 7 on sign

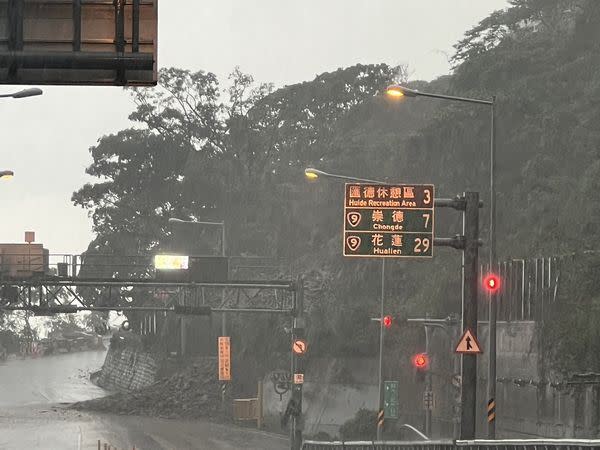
[422,213,431,229]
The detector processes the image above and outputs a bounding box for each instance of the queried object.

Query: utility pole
[290,276,305,450]
[487,96,498,439]
[424,322,432,437]
[460,192,480,440]
[221,221,227,336]
[377,258,385,440]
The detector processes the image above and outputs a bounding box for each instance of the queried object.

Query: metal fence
[479,251,600,322]
[302,439,600,450]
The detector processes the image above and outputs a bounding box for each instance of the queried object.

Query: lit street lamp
[385,84,498,439]
[304,167,388,440]
[0,170,14,179]
[0,88,43,99]
[305,168,384,185]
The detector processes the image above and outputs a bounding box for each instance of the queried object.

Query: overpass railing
[301,440,600,450]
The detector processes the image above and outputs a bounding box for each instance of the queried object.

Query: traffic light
[483,274,500,293]
[413,352,429,370]
[412,353,429,383]
[383,315,393,328]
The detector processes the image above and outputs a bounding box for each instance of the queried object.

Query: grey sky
[0,0,508,255]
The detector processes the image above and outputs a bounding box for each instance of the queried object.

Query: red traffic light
[483,274,500,293]
[383,315,393,328]
[412,353,429,369]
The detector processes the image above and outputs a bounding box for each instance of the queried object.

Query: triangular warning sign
[455,329,482,354]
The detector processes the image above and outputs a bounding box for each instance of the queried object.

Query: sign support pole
[424,323,432,436]
[460,192,480,440]
[290,277,305,450]
[377,258,386,440]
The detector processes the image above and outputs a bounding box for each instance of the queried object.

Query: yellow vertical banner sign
[218,336,231,381]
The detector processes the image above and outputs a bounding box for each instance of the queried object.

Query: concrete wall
[97,345,158,392]
[262,321,600,439]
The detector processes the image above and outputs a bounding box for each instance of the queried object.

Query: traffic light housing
[383,315,393,328]
[412,352,429,383]
[413,352,429,370]
[483,274,500,293]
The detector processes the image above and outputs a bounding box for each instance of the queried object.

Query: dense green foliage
[73,0,600,374]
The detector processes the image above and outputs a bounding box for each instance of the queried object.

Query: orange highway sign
[218,336,231,381]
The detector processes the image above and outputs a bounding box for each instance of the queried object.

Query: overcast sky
[0,0,508,256]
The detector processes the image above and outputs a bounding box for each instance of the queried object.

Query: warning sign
[294,373,304,384]
[455,329,482,354]
[218,336,231,380]
[292,339,308,355]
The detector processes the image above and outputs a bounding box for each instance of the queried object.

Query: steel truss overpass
[0,277,297,315]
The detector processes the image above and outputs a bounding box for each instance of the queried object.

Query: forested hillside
[74,0,600,373]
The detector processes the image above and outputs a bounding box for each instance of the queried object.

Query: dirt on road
[72,358,224,420]
[1,405,287,450]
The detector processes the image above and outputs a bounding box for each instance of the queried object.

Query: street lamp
[0,88,43,99]
[0,170,14,179]
[168,217,226,257]
[385,84,498,439]
[168,217,227,338]
[304,168,384,185]
[304,167,388,440]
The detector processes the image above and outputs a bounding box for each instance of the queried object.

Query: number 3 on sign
[423,189,431,205]
[414,238,430,253]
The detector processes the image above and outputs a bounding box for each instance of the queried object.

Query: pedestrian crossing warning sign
[455,329,482,354]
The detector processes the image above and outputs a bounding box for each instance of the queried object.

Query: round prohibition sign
[292,338,308,355]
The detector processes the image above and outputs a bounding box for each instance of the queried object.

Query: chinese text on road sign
[455,329,482,354]
[384,381,399,419]
[294,373,304,384]
[292,339,308,355]
[344,184,434,258]
[218,336,231,380]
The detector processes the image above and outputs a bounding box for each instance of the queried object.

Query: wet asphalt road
[0,350,287,450]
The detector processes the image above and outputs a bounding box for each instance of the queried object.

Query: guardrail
[301,439,600,450]
[302,440,453,450]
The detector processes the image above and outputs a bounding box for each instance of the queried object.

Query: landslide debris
[72,357,225,419]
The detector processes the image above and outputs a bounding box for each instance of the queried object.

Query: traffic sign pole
[377,259,385,440]
[460,192,480,440]
[424,324,432,437]
[290,277,305,450]
[488,96,498,440]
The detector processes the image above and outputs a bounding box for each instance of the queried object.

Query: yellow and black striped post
[487,398,496,423]
[377,409,384,433]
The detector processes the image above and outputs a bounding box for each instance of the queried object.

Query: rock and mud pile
[72,357,225,419]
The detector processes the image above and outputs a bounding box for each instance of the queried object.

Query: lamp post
[0,88,43,99]
[385,84,498,438]
[168,217,227,334]
[168,217,226,257]
[305,167,388,440]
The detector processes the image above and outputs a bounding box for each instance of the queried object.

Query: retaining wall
[97,344,158,392]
